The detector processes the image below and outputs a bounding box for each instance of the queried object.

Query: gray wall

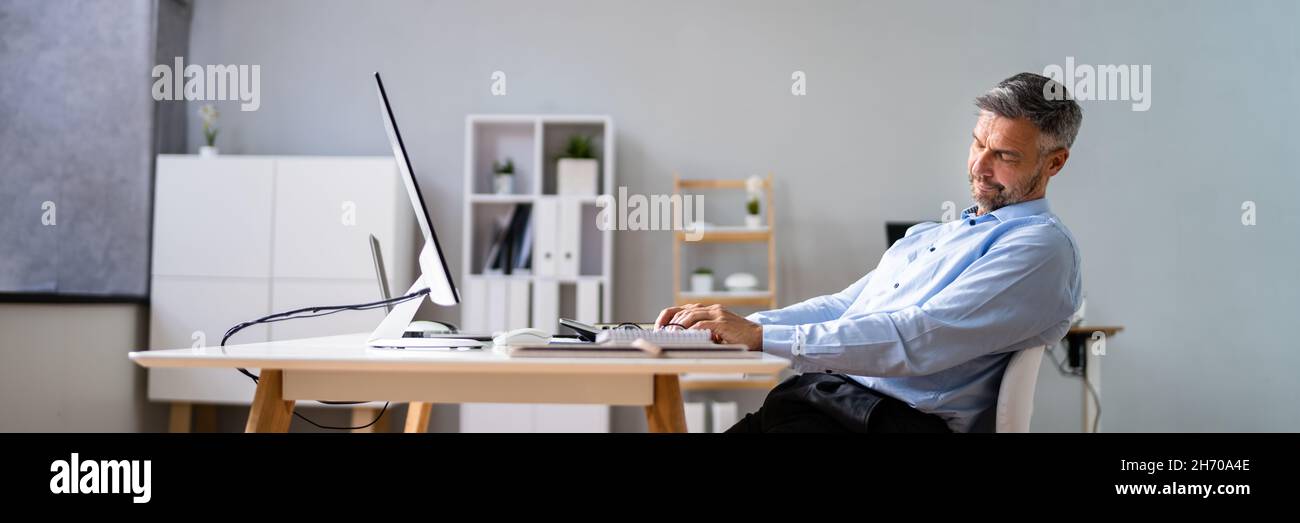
[0,303,167,432]
[182,0,1300,431]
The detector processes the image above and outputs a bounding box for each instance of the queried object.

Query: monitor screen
[885,221,922,248]
[374,72,459,305]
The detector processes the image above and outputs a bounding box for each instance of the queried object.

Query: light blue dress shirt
[747,198,1081,432]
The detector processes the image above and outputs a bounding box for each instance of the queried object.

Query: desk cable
[1043,339,1103,434]
[220,287,431,431]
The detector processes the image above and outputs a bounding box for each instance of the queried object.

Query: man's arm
[745,271,873,326]
[654,271,870,331]
[761,224,1079,376]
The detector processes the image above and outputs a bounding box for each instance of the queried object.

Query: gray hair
[975,72,1083,153]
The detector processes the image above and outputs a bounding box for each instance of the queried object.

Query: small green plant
[563,135,595,159]
[199,104,219,147]
[693,267,713,275]
[746,197,760,216]
[493,158,514,175]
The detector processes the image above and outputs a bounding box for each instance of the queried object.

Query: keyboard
[595,329,715,346]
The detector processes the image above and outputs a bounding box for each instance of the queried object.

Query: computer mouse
[492,328,552,346]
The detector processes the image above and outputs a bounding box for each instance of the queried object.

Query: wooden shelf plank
[675,228,770,243]
[676,179,772,190]
[676,291,773,307]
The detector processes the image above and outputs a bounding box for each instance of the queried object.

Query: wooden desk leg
[194,405,218,433]
[404,402,433,433]
[168,402,193,433]
[245,370,295,433]
[644,374,687,433]
[351,405,391,433]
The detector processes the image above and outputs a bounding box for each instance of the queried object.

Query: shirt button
[893,283,899,288]
[929,247,935,252]
[969,219,976,226]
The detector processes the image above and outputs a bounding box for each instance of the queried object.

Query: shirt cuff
[760,324,804,359]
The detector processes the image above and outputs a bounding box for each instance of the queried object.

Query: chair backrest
[995,345,1046,433]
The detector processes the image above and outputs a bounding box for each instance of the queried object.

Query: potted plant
[745,196,762,228]
[744,175,763,228]
[557,135,598,195]
[493,157,515,194]
[198,104,219,157]
[690,267,714,294]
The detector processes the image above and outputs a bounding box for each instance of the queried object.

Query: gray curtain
[0,0,191,300]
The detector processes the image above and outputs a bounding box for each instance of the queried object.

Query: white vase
[690,274,714,294]
[199,145,218,158]
[724,272,759,292]
[745,214,762,228]
[557,158,599,195]
[494,174,514,194]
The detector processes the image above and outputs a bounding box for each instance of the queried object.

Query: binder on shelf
[557,199,581,278]
[462,277,488,333]
[711,402,739,433]
[487,278,509,333]
[507,279,530,330]
[685,402,706,433]
[481,204,533,275]
[515,213,533,272]
[531,280,559,333]
[481,211,510,274]
[534,198,558,277]
[503,204,531,275]
[576,280,600,324]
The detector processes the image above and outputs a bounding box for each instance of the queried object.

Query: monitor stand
[368,244,482,349]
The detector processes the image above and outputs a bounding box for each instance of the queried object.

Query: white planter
[557,158,599,195]
[745,214,762,228]
[690,274,714,294]
[199,145,218,158]
[724,272,758,291]
[494,174,514,194]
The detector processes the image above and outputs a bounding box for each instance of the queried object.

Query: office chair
[993,345,1046,433]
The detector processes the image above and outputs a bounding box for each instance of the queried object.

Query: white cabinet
[147,276,268,404]
[147,155,414,405]
[151,156,274,279]
[272,157,409,280]
[460,115,615,433]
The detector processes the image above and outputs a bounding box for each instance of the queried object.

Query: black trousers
[725,373,952,433]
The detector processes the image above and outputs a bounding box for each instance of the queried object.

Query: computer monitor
[885,221,922,248]
[367,73,477,348]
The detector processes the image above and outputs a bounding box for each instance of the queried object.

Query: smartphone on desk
[559,318,656,342]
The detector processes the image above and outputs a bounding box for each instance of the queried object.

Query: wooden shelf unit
[672,174,777,309]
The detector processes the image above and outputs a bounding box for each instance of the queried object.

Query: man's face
[967,111,1055,214]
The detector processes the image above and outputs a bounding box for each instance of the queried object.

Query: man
[656,72,1084,433]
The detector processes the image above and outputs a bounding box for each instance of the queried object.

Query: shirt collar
[961,198,1052,222]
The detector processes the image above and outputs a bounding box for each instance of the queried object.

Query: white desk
[129,333,790,433]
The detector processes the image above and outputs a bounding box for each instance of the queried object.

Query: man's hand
[653,303,763,351]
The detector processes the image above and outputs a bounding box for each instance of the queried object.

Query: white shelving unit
[459,115,615,433]
[460,115,615,332]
